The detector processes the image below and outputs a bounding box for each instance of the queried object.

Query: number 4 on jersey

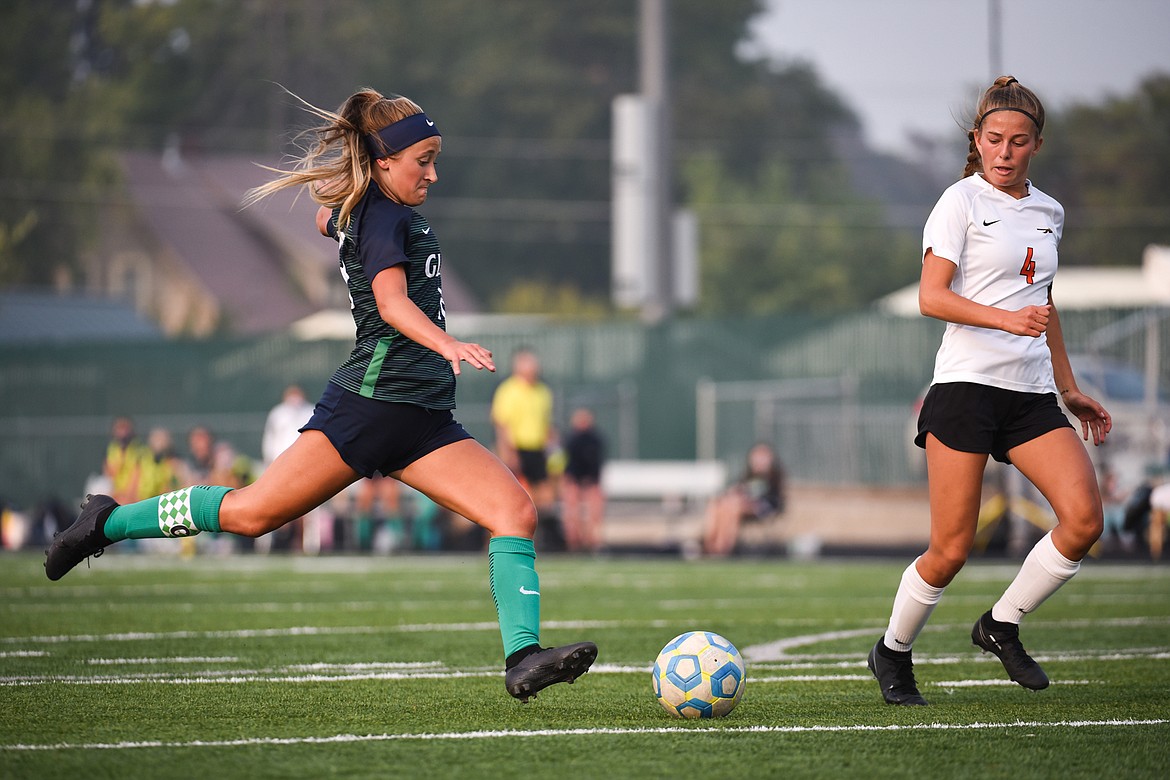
[1019,247,1036,285]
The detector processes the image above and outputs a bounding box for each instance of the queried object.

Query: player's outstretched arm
[370,265,495,375]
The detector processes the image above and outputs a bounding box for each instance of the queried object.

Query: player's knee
[490,493,538,538]
[220,494,287,538]
[924,545,968,582]
[1062,505,1104,548]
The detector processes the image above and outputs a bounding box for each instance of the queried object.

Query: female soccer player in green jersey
[46,88,596,702]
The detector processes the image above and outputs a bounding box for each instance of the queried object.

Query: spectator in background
[1149,473,1170,561]
[138,427,183,500]
[491,347,556,516]
[262,385,314,468]
[351,475,402,552]
[702,442,786,557]
[103,417,147,504]
[560,408,606,553]
[183,425,216,485]
[260,385,323,553]
[209,441,256,490]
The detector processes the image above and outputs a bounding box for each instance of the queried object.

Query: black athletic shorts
[516,448,549,485]
[301,381,472,478]
[914,381,1073,464]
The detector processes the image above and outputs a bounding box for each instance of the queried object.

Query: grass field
[2,549,1168,779]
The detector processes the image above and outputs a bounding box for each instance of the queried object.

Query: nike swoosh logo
[518,586,540,596]
[425,119,435,127]
[423,227,431,234]
[983,219,1001,226]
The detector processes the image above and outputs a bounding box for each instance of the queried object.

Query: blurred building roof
[115,148,479,336]
[879,245,1170,317]
[0,291,163,344]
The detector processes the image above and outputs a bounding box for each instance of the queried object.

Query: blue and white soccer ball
[651,630,745,718]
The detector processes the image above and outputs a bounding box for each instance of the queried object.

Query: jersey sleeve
[921,183,971,266]
[357,200,412,280]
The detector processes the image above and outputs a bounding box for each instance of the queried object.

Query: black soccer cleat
[868,638,929,706]
[504,641,598,702]
[44,494,119,581]
[971,611,1049,690]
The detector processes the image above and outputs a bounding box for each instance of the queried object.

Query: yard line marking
[4,719,1166,752]
[751,675,874,682]
[742,620,1170,662]
[0,650,47,658]
[0,670,504,687]
[747,648,1170,669]
[742,628,878,660]
[932,679,1095,687]
[0,660,1113,688]
[87,656,239,665]
[0,619,667,646]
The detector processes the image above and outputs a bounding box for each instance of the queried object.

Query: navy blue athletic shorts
[914,381,1073,464]
[301,382,473,478]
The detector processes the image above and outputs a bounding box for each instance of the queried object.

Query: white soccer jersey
[922,173,1064,393]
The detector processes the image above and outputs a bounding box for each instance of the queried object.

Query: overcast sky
[743,0,1170,157]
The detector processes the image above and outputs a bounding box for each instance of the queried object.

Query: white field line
[5,615,1166,648]
[0,655,1131,688]
[87,656,240,665]
[740,618,1170,661]
[0,669,503,687]
[1,619,659,646]
[931,679,1095,687]
[3,719,1166,753]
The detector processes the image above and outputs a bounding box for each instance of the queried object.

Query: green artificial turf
[2,550,1167,779]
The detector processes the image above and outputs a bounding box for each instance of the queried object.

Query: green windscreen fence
[2,309,1164,509]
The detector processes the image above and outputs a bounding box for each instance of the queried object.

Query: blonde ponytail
[242,88,424,231]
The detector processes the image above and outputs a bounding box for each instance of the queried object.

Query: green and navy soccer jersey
[325,183,455,409]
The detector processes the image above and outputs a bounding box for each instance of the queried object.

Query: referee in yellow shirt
[492,348,555,506]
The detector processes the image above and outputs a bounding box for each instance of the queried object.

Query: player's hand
[1061,389,1112,446]
[1002,305,1051,337]
[441,340,495,376]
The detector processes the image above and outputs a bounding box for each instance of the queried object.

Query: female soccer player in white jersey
[867,76,1112,706]
[45,88,596,702]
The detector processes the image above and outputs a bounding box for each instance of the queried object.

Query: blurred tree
[1033,74,1170,267]
[5,1,1163,318]
[0,2,107,287]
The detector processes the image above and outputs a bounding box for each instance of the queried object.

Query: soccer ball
[651,631,745,718]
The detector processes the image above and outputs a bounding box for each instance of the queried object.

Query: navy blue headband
[363,113,440,158]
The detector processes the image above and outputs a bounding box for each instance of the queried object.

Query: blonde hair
[243,88,424,230]
[962,76,1046,179]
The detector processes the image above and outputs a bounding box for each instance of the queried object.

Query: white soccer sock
[991,531,1080,624]
[883,558,946,652]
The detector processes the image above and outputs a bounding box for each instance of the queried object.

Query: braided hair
[962,76,1046,179]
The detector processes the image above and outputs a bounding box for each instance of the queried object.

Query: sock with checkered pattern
[101,486,230,541]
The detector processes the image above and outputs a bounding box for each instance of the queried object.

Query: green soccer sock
[102,486,231,541]
[487,536,541,659]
